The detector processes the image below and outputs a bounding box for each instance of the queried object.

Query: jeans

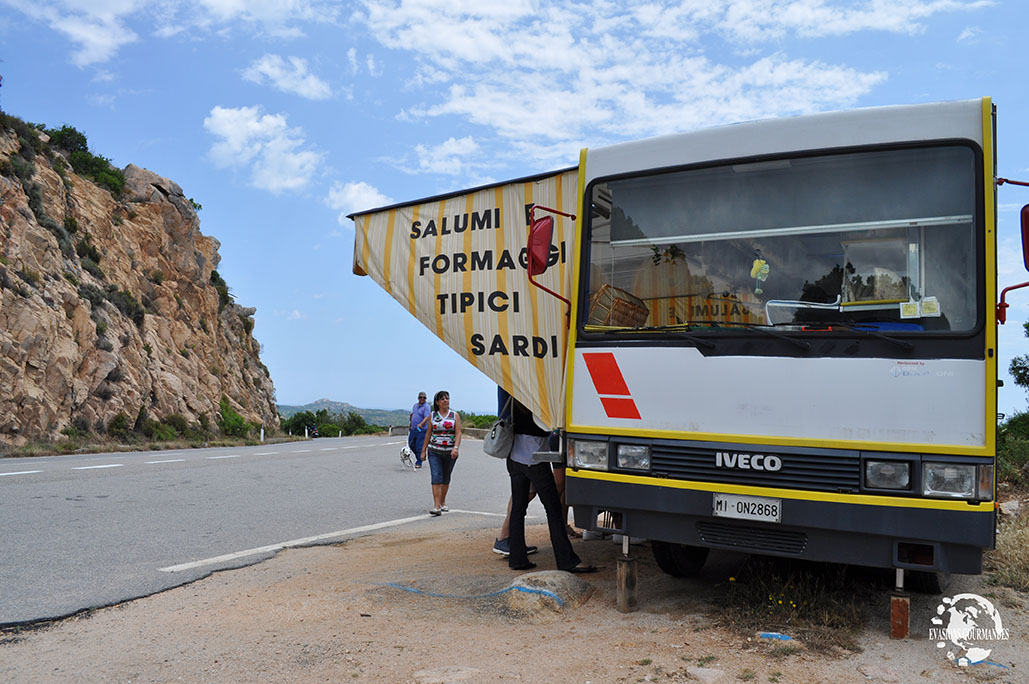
[408,428,426,465]
[427,448,456,485]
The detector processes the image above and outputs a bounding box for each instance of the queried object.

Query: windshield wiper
[681,321,811,351]
[614,324,717,350]
[798,321,914,352]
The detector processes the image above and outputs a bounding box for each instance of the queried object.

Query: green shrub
[997,412,1029,485]
[16,268,39,287]
[342,411,368,435]
[107,412,130,440]
[219,397,250,438]
[164,414,188,435]
[71,416,91,435]
[107,288,145,327]
[47,124,88,154]
[143,420,177,442]
[210,270,230,310]
[68,149,125,196]
[318,423,341,437]
[64,216,78,233]
[76,237,101,263]
[81,257,104,280]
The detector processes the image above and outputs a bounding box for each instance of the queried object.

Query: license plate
[712,493,782,523]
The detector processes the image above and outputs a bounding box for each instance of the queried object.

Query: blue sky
[1,0,1028,417]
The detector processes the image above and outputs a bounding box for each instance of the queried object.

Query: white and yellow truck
[352,98,1021,593]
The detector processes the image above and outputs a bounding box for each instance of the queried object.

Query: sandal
[566,525,583,539]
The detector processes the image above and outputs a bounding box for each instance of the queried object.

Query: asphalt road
[0,435,515,626]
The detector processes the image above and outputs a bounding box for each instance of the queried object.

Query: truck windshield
[583,145,979,335]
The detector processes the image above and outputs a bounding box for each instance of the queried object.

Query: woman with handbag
[421,390,462,516]
[500,387,597,574]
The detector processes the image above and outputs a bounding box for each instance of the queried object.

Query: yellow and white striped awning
[352,169,579,428]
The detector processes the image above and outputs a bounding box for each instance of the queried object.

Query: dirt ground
[2,517,1027,684]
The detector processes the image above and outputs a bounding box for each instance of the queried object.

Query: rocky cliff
[0,120,278,446]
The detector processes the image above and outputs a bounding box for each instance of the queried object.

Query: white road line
[0,470,43,477]
[253,452,277,456]
[159,510,499,573]
[145,459,186,464]
[319,447,336,451]
[292,449,311,453]
[72,464,124,470]
[207,455,240,460]
[445,509,506,517]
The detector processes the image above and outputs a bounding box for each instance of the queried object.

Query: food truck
[352,98,1011,593]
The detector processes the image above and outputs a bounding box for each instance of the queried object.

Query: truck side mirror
[528,215,554,276]
[1022,204,1029,271]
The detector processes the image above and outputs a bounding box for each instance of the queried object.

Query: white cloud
[203,105,322,193]
[2,0,342,65]
[286,309,305,320]
[242,54,332,100]
[353,0,996,168]
[325,181,394,224]
[957,25,983,42]
[411,136,479,175]
[347,47,358,73]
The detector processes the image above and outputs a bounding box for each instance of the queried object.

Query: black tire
[651,541,709,577]
[906,570,952,594]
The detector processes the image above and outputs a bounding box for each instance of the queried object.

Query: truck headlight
[616,444,651,471]
[922,463,976,499]
[865,461,910,490]
[570,440,608,470]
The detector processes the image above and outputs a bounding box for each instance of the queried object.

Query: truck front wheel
[651,541,709,576]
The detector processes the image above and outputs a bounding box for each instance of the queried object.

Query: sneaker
[429,507,442,516]
[492,538,538,557]
[440,505,448,512]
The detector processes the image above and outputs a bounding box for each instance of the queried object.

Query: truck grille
[650,444,860,493]
[696,521,808,554]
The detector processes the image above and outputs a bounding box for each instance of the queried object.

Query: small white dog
[400,445,415,470]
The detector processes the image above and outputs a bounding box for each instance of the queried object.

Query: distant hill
[277,399,410,427]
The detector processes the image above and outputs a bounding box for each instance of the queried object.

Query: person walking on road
[408,391,431,469]
[421,390,461,516]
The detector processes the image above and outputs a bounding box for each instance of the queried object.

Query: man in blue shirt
[408,391,431,469]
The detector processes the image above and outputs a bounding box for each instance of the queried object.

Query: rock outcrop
[0,124,278,446]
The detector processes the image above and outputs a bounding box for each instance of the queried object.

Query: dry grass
[713,557,870,653]
[1,435,308,459]
[986,511,1029,592]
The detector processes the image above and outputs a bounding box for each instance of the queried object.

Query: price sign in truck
[353,98,1028,595]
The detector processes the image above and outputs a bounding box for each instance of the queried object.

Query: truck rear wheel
[651,541,709,577]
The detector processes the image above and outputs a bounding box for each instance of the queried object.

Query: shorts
[427,448,457,485]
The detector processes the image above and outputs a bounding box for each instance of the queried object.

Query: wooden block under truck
[352,97,1029,595]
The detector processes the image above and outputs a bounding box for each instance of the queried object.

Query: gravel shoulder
[2,517,1027,684]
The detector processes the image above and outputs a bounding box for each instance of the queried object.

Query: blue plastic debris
[758,632,794,641]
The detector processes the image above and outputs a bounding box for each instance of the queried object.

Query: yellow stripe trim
[565,151,588,428]
[462,192,478,372]
[982,96,998,457]
[405,205,420,316]
[568,468,993,511]
[496,186,512,390]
